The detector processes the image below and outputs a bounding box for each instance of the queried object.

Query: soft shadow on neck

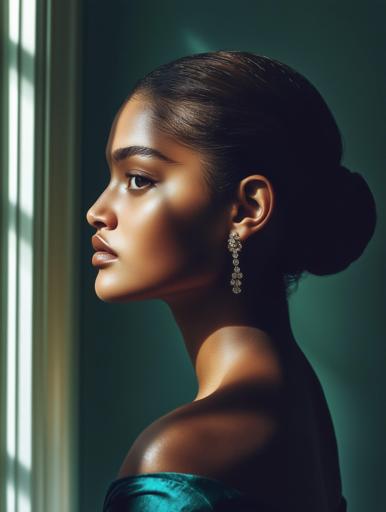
[164,267,299,400]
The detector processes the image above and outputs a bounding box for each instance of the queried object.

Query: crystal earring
[227,231,243,294]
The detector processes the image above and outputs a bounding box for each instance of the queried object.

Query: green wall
[80,1,386,510]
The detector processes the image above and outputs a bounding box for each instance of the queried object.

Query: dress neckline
[105,471,347,511]
[107,470,244,495]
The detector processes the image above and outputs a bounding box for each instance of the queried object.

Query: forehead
[106,96,201,167]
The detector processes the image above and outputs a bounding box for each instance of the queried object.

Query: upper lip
[92,234,118,256]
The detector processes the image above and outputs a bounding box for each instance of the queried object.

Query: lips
[91,234,118,256]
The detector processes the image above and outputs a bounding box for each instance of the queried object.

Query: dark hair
[125,50,377,297]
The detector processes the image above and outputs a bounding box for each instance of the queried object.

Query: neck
[164,270,297,401]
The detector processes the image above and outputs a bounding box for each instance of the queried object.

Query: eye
[125,172,155,191]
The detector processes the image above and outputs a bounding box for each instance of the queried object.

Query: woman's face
[86,95,231,303]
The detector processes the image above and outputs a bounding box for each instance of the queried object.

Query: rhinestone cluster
[227,231,243,294]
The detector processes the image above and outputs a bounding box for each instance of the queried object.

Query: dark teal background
[80,1,386,510]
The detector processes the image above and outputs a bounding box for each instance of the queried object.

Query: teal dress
[102,471,348,511]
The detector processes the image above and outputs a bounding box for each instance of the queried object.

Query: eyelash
[125,171,155,190]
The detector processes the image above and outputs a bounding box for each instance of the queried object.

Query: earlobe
[231,174,275,241]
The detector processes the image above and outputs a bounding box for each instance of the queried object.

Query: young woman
[86,50,377,511]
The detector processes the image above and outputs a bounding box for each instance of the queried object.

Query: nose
[86,195,117,230]
[86,206,108,229]
[86,205,100,228]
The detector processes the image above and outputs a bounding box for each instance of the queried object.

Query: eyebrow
[106,145,180,165]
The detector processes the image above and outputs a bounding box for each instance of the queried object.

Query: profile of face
[86,95,232,303]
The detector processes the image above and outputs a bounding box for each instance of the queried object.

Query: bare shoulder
[116,351,343,507]
[117,379,284,492]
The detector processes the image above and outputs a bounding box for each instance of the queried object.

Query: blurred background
[1,1,385,511]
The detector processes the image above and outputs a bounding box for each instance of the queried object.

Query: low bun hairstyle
[125,50,377,296]
[287,164,377,278]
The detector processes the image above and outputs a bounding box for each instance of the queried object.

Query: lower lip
[92,251,118,266]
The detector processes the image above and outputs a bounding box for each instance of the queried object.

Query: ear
[229,174,275,242]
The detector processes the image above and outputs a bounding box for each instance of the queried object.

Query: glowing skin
[87,96,230,304]
[86,94,290,400]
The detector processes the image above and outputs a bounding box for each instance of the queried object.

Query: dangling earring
[227,231,243,294]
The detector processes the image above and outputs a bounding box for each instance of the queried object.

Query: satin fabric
[102,471,348,511]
